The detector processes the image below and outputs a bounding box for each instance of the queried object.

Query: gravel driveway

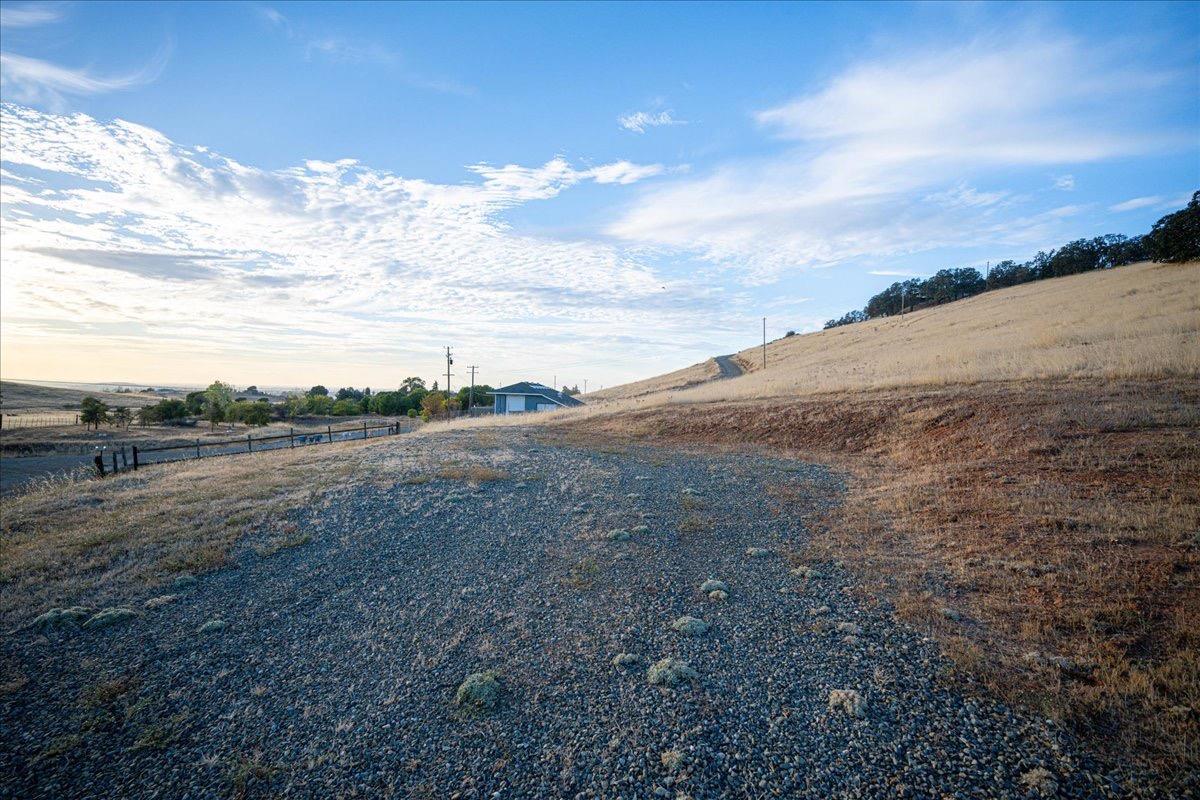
[0,429,1152,798]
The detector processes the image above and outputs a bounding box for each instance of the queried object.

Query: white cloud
[1109,196,1163,212]
[868,270,920,277]
[609,31,1184,281]
[588,160,665,185]
[0,2,62,28]
[618,110,685,134]
[0,105,707,387]
[1053,174,1075,190]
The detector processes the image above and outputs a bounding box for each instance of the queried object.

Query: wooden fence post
[247,434,253,453]
[327,424,332,443]
[363,421,368,440]
[132,446,139,470]
[290,427,295,448]
[94,454,106,477]
[196,439,201,459]
[111,451,118,475]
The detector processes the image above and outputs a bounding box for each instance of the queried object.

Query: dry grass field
[590,261,1197,405]
[0,381,166,413]
[722,260,1198,396]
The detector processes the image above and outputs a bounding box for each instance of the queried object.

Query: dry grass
[0,436,390,630]
[585,357,720,401]
[566,378,1199,780]
[0,380,165,412]
[590,261,1198,405]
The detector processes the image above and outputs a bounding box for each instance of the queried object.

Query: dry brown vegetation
[566,378,1200,779]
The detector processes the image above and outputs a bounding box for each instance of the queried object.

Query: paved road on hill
[714,354,744,378]
[1,429,1140,798]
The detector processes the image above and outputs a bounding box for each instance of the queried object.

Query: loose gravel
[0,429,1163,798]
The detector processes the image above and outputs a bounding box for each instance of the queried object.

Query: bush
[306,395,334,415]
[331,399,359,416]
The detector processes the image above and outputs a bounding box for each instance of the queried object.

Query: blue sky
[1,1,1196,390]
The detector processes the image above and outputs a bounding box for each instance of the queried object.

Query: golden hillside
[593,261,1198,405]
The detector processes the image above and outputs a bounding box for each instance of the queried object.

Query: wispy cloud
[257,5,473,95]
[0,105,702,386]
[618,110,685,134]
[609,29,1189,281]
[0,48,171,108]
[0,2,63,28]
[1053,174,1075,190]
[1109,195,1163,212]
[868,269,921,277]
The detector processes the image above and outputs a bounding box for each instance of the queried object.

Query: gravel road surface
[713,355,743,379]
[0,429,1153,798]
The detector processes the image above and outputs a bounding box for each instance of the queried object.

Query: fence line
[1,413,79,429]
[94,420,404,477]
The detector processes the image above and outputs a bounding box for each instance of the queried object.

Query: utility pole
[445,346,454,393]
[762,317,767,369]
[583,379,588,394]
[467,365,478,414]
[900,284,906,315]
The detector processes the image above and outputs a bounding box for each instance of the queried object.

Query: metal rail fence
[93,420,404,477]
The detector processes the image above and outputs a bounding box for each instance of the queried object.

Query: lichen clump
[671,616,710,636]
[82,607,137,630]
[828,688,866,718]
[144,595,178,610]
[198,618,228,634]
[708,590,728,602]
[1020,767,1058,796]
[455,670,501,713]
[790,566,820,579]
[607,529,631,542]
[612,653,640,668]
[31,607,92,631]
[699,579,727,594]
[647,658,697,688]
[745,547,771,558]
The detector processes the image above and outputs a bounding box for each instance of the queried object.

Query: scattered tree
[203,381,234,429]
[80,396,109,430]
[308,385,329,397]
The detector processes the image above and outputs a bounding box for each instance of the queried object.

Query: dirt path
[0,429,1140,798]
[713,354,743,379]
